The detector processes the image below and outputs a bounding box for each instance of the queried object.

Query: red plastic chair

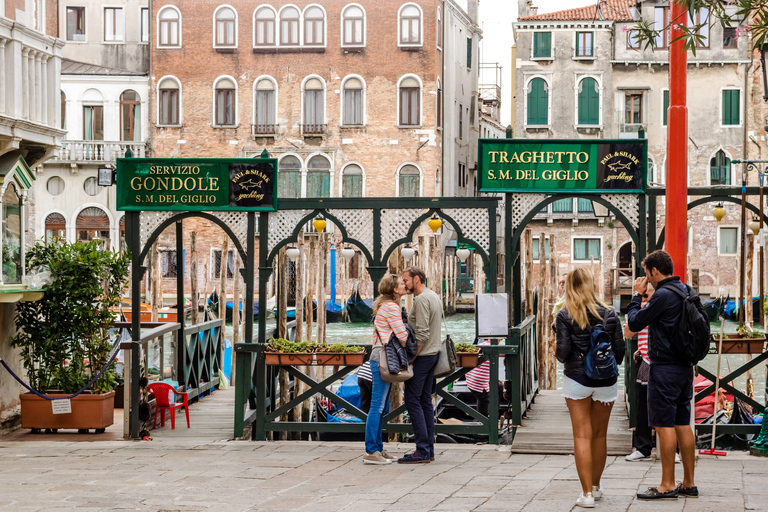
[147,382,190,429]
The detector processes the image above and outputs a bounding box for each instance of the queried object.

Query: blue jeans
[404,354,439,459]
[364,360,391,454]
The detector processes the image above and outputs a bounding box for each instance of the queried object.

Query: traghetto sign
[116,158,277,212]
[477,139,646,194]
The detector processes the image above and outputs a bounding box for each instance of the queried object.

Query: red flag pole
[666,0,688,282]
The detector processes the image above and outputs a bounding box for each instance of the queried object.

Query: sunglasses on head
[641,294,649,299]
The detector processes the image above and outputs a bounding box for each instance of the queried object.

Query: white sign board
[51,398,72,415]
[475,293,509,337]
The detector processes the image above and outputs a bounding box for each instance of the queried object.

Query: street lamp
[286,246,300,262]
[428,215,442,234]
[456,247,471,262]
[713,203,726,222]
[401,246,415,262]
[340,246,355,262]
[312,218,327,233]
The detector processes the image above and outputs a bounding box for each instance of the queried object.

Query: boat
[112,299,180,323]
[224,300,259,323]
[346,291,373,323]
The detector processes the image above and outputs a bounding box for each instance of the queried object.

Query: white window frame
[300,74,327,129]
[102,5,125,44]
[339,162,366,197]
[570,235,603,263]
[719,87,742,128]
[65,5,87,43]
[139,6,149,44]
[573,74,603,128]
[305,152,334,198]
[340,74,366,127]
[340,3,366,48]
[156,75,182,127]
[436,6,442,50]
[302,4,327,48]
[212,4,238,49]
[252,75,278,127]
[531,235,550,263]
[210,247,236,279]
[395,162,423,197]
[396,74,423,128]
[278,153,304,198]
[212,75,239,128]
[397,2,423,48]
[718,226,739,255]
[277,4,302,47]
[156,5,182,49]
[40,209,69,244]
[707,147,734,187]
[573,30,594,59]
[522,74,552,129]
[252,5,278,48]
[647,154,656,185]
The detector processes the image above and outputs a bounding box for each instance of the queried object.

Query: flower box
[315,353,365,366]
[457,352,480,368]
[264,352,314,366]
[20,391,115,432]
[715,335,767,355]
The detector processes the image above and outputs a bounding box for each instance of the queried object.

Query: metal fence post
[488,346,500,444]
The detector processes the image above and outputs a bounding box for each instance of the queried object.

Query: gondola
[346,291,373,323]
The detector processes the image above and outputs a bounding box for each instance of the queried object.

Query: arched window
[342,77,363,126]
[280,7,299,45]
[215,6,237,47]
[76,207,110,245]
[342,164,363,197]
[436,78,442,128]
[254,78,276,134]
[647,157,655,185]
[342,5,364,45]
[399,4,422,45]
[577,77,599,125]
[710,150,731,185]
[254,7,275,46]
[399,76,420,126]
[45,213,66,243]
[304,6,324,46]
[303,77,325,133]
[215,77,236,126]
[2,184,22,284]
[526,77,548,126]
[120,90,141,141]
[158,7,180,47]
[82,89,104,141]
[278,155,301,198]
[158,77,180,125]
[307,155,331,198]
[436,7,442,47]
[60,91,66,129]
[398,164,420,197]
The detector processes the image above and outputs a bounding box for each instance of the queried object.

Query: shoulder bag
[433,310,457,379]
[376,329,414,383]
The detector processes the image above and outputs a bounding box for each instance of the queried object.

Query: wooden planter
[714,335,767,355]
[264,352,314,365]
[457,352,480,368]
[315,352,365,366]
[20,391,115,432]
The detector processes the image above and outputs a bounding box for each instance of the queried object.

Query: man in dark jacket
[627,250,697,500]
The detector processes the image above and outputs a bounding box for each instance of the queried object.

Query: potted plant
[264,338,314,365]
[455,343,481,368]
[12,240,129,433]
[314,343,365,366]
[719,325,766,354]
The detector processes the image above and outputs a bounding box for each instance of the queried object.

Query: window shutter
[527,78,548,125]
[663,90,669,125]
[466,37,472,68]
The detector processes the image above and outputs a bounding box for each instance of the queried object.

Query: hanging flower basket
[314,344,365,366]
[716,334,767,355]
[264,352,315,366]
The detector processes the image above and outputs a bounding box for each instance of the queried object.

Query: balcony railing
[251,123,278,136]
[301,123,327,135]
[54,141,147,163]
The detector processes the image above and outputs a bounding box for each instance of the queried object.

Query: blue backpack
[584,323,618,380]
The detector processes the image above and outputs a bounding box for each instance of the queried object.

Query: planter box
[457,352,480,368]
[264,352,314,366]
[20,391,115,431]
[315,352,365,366]
[714,335,767,355]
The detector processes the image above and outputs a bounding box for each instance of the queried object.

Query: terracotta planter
[20,391,115,431]
[457,352,480,368]
[264,352,314,365]
[714,335,767,355]
[315,352,365,366]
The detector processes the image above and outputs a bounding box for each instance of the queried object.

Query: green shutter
[552,198,572,212]
[578,78,599,125]
[532,239,539,260]
[534,32,551,58]
[577,198,593,212]
[574,240,586,259]
[343,174,362,197]
[466,37,472,68]
[527,78,548,125]
[663,90,669,125]
[723,90,740,125]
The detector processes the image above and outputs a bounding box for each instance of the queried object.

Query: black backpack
[660,284,711,365]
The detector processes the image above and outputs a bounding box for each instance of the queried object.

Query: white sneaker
[380,449,397,461]
[576,492,595,508]
[625,450,651,462]
[362,451,392,465]
[592,485,603,500]
[675,453,681,464]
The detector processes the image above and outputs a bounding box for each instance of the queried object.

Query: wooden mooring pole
[547,235,557,390]
[536,232,547,390]
[524,229,533,318]
[190,232,199,325]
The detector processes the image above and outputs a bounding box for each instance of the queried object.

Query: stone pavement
[0,435,766,512]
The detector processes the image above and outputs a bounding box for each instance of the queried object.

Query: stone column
[21,47,29,119]
[35,52,42,123]
[0,39,6,115]
[41,56,49,125]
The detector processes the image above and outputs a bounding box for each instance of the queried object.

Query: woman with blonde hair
[363,273,408,465]
[555,268,625,508]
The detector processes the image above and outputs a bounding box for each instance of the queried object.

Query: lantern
[313,218,327,233]
[428,217,442,233]
[286,246,300,262]
[456,248,471,262]
[401,247,415,262]
[750,219,761,237]
[341,247,355,262]
[713,203,726,223]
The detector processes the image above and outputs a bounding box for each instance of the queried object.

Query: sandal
[637,487,679,500]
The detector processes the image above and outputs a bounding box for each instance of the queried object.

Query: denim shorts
[562,376,618,403]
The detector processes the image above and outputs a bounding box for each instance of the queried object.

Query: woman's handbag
[376,330,413,383]
[433,313,457,378]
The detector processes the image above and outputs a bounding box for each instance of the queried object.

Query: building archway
[76,207,111,247]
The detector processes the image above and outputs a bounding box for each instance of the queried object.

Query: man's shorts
[647,364,694,428]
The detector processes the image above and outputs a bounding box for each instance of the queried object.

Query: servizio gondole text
[485,151,590,181]
[129,166,220,204]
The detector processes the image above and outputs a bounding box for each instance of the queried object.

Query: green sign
[116,158,278,212]
[477,139,647,194]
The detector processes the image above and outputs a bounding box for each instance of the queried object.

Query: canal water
[225,313,766,404]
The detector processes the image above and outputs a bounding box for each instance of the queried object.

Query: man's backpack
[584,323,619,380]
[661,284,711,365]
